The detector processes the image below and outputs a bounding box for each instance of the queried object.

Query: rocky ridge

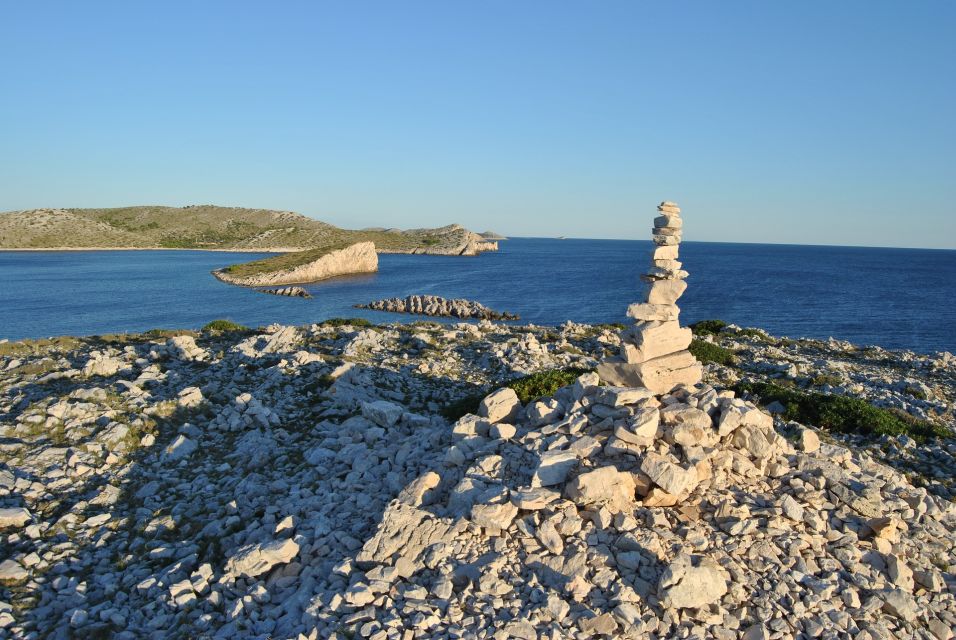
[357,295,519,321]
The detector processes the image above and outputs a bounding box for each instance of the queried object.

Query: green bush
[689,339,736,366]
[594,323,626,332]
[202,319,249,333]
[810,374,843,387]
[441,367,591,421]
[322,317,373,328]
[690,319,727,337]
[735,328,769,339]
[735,381,948,441]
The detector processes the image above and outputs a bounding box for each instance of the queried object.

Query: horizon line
[506,236,956,252]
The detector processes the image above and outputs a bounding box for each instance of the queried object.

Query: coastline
[0,246,299,253]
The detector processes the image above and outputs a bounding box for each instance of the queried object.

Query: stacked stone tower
[596,201,703,394]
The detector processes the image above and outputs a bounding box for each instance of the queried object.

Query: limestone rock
[597,351,702,395]
[0,507,32,529]
[640,452,698,497]
[565,466,636,513]
[163,435,197,462]
[166,335,210,362]
[532,450,578,487]
[478,388,521,424]
[593,386,655,407]
[361,400,404,428]
[614,408,660,445]
[626,302,681,322]
[881,589,918,622]
[0,559,28,583]
[621,322,693,363]
[645,279,687,305]
[471,501,518,531]
[658,554,728,609]
[511,487,560,510]
[225,538,300,578]
[356,502,463,570]
[798,427,821,453]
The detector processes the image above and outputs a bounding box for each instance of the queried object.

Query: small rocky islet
[0,203,953,639]
[357,295,519,321]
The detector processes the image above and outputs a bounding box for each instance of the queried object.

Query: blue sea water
[0,239,954,354]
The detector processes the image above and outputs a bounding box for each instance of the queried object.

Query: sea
[1,239,954,354]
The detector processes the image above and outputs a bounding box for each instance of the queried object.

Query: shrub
[594,323,626,332]
[202,319,249,333]
[735,328,769,339]
[322,318,373,328]
[441,367,591,421]
[690,319,727,337]
[689,339,736,366]
[734,381,948,441]
[508,368,591,404]
[810,374,843,387]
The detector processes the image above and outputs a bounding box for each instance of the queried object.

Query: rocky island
[0,203,953,639]
[0,206,499,256]
[214,242,380,287]
[357,295,520,321]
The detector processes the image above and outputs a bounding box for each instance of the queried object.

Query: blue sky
[1,1,954,248]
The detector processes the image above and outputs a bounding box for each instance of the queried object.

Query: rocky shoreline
[357,295,519,321]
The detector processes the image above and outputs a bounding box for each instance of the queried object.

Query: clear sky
[1,1,954,248]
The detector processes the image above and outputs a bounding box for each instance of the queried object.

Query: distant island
[0,205,500,254]
[0,205,502,285]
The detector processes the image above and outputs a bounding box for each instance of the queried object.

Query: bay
[0,238,953,353]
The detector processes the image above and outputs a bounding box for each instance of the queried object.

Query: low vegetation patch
[735,381,948,441]
[690,319,727,337]
[734,327,769,339]
[442,367,591,421]
[689,339,736,366]
[0,336,84,357]
[202,319,250,333]
[810,373,843,387]
[322,318,374,328]
[143,328,198,340]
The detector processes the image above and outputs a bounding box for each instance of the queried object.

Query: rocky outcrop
[377,225,499,256]
[258,286,311,298]
[356,295,519,320]
[214,242,378,286]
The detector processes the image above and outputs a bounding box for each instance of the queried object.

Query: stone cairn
[597,201,702,394]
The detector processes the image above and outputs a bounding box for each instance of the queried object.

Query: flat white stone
[478,388,521,424]
[645,280,687,305]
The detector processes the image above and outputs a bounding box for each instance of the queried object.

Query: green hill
[0,205,497,255]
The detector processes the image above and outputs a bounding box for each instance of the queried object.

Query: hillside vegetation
[0,205,495,254]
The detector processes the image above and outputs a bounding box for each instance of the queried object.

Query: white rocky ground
[0,320,953,639]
